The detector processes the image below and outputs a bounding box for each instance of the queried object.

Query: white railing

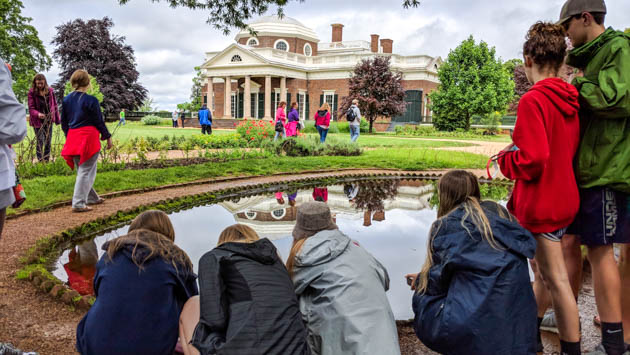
[318,40,371,51]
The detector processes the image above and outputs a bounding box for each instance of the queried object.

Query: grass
[12,148,487,214]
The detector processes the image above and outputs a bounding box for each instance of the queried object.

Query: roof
[234,15,320,43]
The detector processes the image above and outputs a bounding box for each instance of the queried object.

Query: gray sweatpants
[72,153,101,208]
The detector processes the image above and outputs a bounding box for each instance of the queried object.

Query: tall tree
[503,58,523,80]
[0,0,52,102]
[118,0,421,34]
[190,66,203,111]
[52,17,147,115]
[339,56,406,133]
[625,28,630,35]
[430,36,514,131]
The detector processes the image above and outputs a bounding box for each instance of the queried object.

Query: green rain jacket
[566,28,630,193]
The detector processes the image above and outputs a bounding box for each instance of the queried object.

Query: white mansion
[200,15,441,123]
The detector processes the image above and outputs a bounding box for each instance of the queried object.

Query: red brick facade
[237,36,318,56]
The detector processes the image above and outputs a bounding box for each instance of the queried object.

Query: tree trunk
[369,116,374,133]
[465,113,471,131]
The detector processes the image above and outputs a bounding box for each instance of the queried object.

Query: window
[298,92,306,120]
[247,38,258,46]
[230,55,242,62]
[274,92,281,111]
[271,209,286,219]
[324,92,336,112]
[274,39,289,52]
[303,43,312,57]
[245,211,257,220]
[231,92,238,117]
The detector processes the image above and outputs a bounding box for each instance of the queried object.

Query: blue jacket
[412,201,537,355]
[198,108,212,126]
[61,92,111,140]
[76,240,198,355]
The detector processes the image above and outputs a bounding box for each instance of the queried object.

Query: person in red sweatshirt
[497,22,581,355]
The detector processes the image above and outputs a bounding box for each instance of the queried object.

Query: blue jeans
[316,125,328,143]
[274,128,286,141]
[350,125,360,142]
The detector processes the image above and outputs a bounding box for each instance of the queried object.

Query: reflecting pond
[53,178,510,320]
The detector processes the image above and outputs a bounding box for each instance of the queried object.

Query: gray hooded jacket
[0,58,27,207]
[292,229,401,355]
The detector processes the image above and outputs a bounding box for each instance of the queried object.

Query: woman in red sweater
[497,23,581,355]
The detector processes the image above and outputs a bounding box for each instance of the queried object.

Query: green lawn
[12,148,486,214]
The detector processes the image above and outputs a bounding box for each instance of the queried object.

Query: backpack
[275,120,284,132]
[346,107,356,122]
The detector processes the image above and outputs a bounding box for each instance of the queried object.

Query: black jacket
[192,238,310,355]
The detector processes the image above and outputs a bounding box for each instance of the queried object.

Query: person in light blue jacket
[198,105,212,135]
[0,58,27,238]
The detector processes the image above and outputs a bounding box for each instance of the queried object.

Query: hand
[502,143,515,152]
[38,113,45,119]
[106,138,113,150]
[405,273,418,291]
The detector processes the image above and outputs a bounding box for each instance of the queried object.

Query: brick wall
[237,36,318,56]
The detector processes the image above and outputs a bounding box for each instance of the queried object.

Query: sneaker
[87,198,105,206]
[0,343,25,355]
[72,206,93,213]
[540,311,559,334]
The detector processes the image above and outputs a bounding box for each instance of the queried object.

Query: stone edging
[17,170,512,311]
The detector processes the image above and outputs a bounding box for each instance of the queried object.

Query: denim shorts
[567,187,630,246]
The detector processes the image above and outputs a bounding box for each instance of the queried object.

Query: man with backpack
[347,99,361,142]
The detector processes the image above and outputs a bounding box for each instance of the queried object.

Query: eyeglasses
[562,15,579,31]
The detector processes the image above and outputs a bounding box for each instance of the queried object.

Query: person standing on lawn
[28,73,60,162]
[0,59,27,238]
[198,104,212,135]
[180,110,186,128]
[274,101,287,141]
[314,103,331,143]
[171,109,178,128]
[348,99,361,142]
[117,108,126,127]
[60,69,112,213]
[286,102,299,137]
[558,1,630,353]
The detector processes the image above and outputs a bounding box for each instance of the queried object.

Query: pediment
[202,44,269,68]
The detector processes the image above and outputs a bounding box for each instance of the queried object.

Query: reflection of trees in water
[350,180,401,212]
[428,181,512,209]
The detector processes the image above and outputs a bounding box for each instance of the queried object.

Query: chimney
[370,34,379,53]
[331,24,344,42]
[380,39,393,54]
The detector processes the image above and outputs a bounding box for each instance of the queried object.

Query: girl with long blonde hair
[410,170,537,354]
[314,102,331,143]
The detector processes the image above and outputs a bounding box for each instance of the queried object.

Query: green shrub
[141,115,163,125]
[267,135,362,157]
[480,112,503,135]
[236,119,274,144]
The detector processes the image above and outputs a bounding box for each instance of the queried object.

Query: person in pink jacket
[314,102,331,143]
[28,74,60,162]
[274,101,287,141]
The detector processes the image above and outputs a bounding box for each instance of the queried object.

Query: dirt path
[0,168,475,354]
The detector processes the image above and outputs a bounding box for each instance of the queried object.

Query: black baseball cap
[558,0,606,25]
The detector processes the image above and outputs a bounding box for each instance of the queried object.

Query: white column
[207,77,213,116]
[224,76,231,119]
[244,76,251,119]
[264,75,272,119]
[280,76,287,104]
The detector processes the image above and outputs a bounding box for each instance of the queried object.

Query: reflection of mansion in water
[219,181,434,237]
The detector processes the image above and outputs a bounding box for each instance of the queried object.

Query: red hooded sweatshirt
[498,78,580,234]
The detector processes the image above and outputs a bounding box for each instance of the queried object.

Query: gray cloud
[21,0,630,111]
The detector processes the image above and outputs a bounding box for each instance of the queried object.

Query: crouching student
[76,210,198,355]
[410,170,537,355]
[286,201,400,355]
[497,22,582,354]
[179,224,309,355]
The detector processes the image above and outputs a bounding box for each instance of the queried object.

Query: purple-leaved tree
[52,17,147,116]
[339,56,406,133]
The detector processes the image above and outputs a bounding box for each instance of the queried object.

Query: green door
[393,90,423,123]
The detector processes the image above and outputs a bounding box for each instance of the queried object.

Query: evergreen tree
[339,56,406,133]
[52,17,147,115]
[430,36,514,131]
[0,0,52,102]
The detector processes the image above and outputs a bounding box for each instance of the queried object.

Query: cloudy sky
[22,0,630,111]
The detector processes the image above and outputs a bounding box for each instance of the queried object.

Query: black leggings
[201,124,212,135]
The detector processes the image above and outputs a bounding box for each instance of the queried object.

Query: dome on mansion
[234,15,320,44]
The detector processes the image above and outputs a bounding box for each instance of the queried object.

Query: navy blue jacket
[61,91,111,139]
[76,242,198,355]
[413,201,537,355]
